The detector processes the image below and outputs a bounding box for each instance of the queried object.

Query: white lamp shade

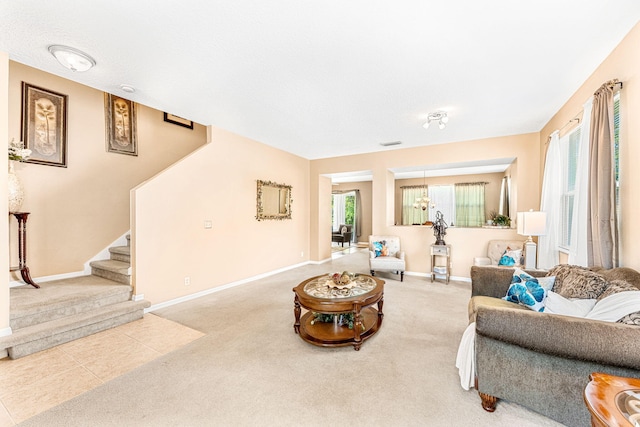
[517,211,547,236]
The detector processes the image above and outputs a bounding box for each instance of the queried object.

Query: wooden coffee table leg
[353,304,363,351]
[293,295,301,334]
[377,297,384,318]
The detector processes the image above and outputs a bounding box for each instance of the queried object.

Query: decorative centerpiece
[326,271,356,289]
[8,139,31,213]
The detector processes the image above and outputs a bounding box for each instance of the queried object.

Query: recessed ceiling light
[380,141,402,147]
[119,84,136,93]
[48,45,96,72]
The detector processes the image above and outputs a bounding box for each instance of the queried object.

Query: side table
[10,212,39,288]
[584,372,640,426]
[430,244,451,284]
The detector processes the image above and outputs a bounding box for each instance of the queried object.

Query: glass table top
[303,274,377,299]
[616,389,640,426]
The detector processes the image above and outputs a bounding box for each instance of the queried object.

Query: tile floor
[0,314,205,426]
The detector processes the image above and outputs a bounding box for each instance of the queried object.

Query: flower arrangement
[9,139,31,162]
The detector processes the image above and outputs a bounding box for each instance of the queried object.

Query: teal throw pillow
[503,269,547,312]
[373,241,388,257]
[498,248,522,266]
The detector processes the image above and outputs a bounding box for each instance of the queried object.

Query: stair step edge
[109,246,130,255]
[0,300,151,347]
[90,260,131,275]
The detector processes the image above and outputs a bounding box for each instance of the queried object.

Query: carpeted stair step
[109,245,131,263]
[10,276,133,330]
[90,259,131,285]
[0,299,151,359]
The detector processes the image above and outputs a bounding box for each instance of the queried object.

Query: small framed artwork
[21,82,68,167]
[164,112,194,129]
[105,93,137,156]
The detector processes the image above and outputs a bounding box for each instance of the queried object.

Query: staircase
[1,235,150,359]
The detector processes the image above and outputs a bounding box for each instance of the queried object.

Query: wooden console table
[10,212,39,288]
[430,244,451,283]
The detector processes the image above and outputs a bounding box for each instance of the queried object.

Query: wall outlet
[204,220,212,229]
[184,276,190,286]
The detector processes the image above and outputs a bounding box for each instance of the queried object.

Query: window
[428,185,455,225]
[560,126,581,248]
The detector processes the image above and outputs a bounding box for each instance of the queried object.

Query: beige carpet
[18,251,562,427]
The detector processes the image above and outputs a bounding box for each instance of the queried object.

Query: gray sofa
[468,265,640,427]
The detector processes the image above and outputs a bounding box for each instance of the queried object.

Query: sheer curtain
[402,186,428,225]
[498,176,510,217]
[455,183,485,227]
[568,98,592,266]
[332,193,346,231]
[588,83,619,268]
[538,131,561,269]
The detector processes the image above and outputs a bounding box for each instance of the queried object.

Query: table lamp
[517,210,547,269]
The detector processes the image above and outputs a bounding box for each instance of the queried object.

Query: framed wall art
[105,93,137,156]
[163,112,193,129]
[21,82,68,167]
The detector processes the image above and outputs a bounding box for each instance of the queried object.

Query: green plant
[492,214,511,226]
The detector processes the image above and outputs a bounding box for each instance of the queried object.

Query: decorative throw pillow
[340,226,347,234]
[498,248,522,266]
[554,269,609,299]
[597,279,639,301]
[618,312,640,326]
[503,269,547,312]
[547,264,591,293]
[373,241,388,257]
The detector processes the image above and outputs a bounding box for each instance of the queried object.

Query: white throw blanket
[455,291,640,390]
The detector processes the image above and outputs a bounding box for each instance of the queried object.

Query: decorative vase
[8,161,24,213]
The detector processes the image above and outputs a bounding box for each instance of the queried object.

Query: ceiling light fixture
[48,45,96,72]
[120,84,136,93]
[423,111,449,130]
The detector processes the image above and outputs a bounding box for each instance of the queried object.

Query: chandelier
[413,171,434,211]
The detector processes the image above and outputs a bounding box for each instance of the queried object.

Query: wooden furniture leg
[11,212,39,289]
[293,295,301,334]
[479,392,497,412]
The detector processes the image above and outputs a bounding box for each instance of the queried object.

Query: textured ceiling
[2,1,640,160]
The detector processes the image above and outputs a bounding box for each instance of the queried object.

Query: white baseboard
[0,326,13,338]
[10,270,86,288]
[83,231,130,274]
[146,261,312,313]
[405,271,471,282]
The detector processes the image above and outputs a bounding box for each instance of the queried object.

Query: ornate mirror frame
[256,179,293,221]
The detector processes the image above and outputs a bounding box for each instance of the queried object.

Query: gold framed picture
[105,93,137,156]
[21,82,68,167]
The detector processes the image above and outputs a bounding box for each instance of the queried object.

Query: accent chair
[368,235,405,281]
[332,224,353,247]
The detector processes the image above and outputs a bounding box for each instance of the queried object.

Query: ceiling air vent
[380,141,402,147]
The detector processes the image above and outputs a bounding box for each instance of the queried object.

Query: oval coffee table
[292,274,384,350]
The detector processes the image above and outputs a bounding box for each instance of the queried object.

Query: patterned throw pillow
[503,269,548,312]
[373,241,388,258]
[498,248,522,266]
[555,269,608,299]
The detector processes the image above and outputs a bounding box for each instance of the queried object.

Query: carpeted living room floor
[16,250,562,426]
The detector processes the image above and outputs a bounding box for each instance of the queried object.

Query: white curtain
[538,131,561,269]
[332,193,346,231]
[568,97,593,266]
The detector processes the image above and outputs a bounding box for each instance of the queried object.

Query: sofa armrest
[475,305,640,370]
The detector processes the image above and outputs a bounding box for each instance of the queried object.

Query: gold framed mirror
[256,180,292,221]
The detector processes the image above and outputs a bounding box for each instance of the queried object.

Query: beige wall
[332,181,372,244]
[132,126,310,304]
[7,62,207,278]
[1,53,9,333]
[310,133,541,278]
[394,171,504,225]
[539,22,640,271]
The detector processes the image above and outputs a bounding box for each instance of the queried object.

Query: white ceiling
[2,1,640,160]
